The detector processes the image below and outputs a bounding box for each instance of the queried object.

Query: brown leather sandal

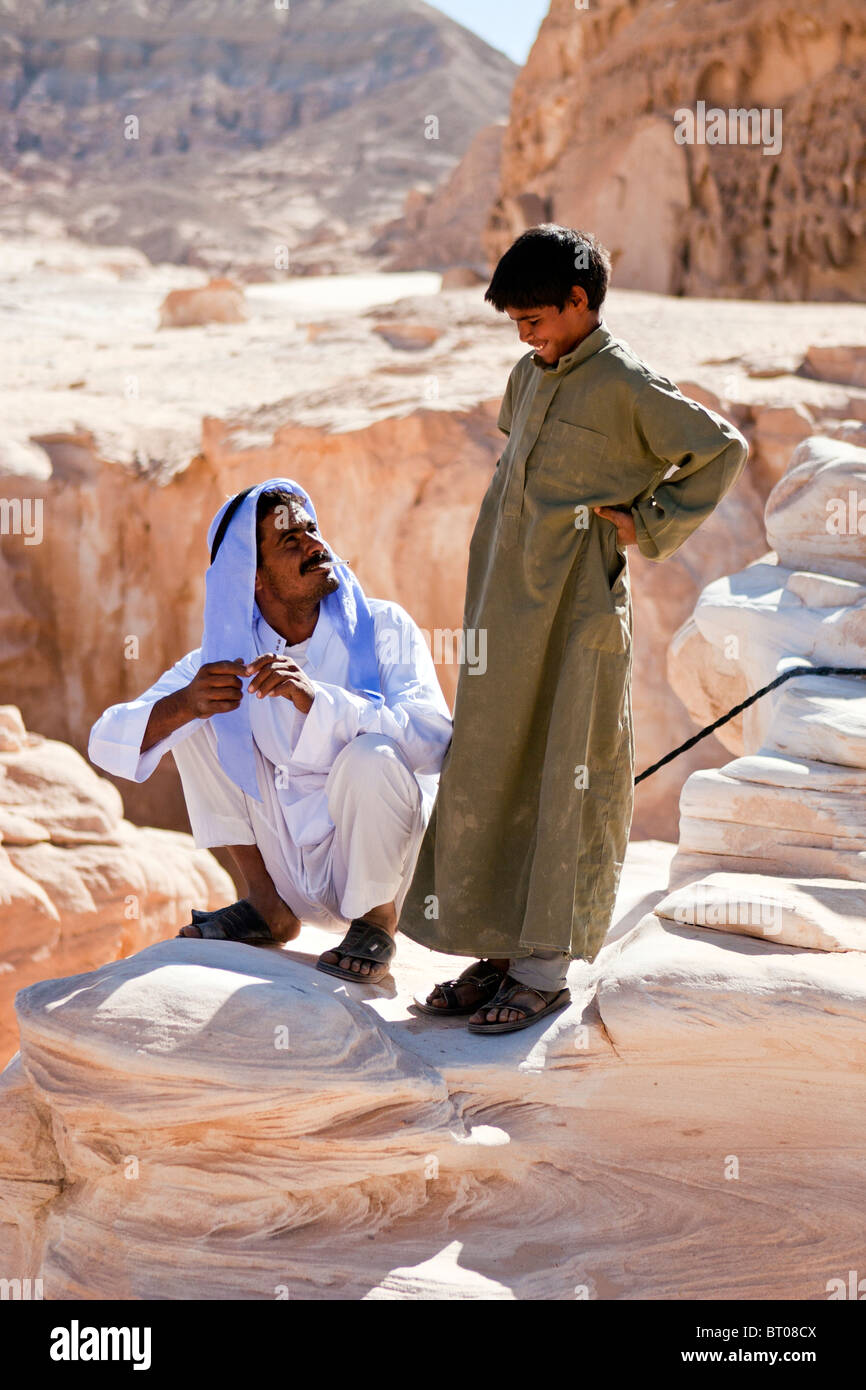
[414,959,508,1017]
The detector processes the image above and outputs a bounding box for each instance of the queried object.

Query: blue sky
[426,0,549,64]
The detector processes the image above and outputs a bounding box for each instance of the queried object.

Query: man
[399,225,749,1034]
[89,477,452,982]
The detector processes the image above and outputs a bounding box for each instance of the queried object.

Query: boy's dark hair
[484,225,611,313]
[255,487,308,566]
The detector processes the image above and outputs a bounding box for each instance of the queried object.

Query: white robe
[89,599,453,928]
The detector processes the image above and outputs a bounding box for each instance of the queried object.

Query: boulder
[159,277,247,328]
[3,898,866,1299]
[0,708,233,1065]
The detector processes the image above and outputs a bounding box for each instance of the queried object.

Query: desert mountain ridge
[0,0,516,275]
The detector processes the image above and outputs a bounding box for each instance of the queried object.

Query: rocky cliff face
[0,0,515,274]
[486,0,866,300]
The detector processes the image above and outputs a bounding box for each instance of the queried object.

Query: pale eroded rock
[2,898,866,1300]
[0,709,233,1065]
[668,437,866,920]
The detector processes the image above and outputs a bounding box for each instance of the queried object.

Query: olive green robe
[398,321,749,964]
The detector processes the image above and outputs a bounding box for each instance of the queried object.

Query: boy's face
[505,287,596,366]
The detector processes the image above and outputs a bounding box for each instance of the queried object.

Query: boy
[398,224,748,1033]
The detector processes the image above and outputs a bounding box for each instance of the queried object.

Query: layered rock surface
[486,0,866,300]
[666,435,866,946]
[4,838,866,1301]
[0,704,233,1066]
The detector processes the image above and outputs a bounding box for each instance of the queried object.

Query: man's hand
[245,653,316,714]
[185,659,247,718]
[593,505,637,547]
[140,659,245,753]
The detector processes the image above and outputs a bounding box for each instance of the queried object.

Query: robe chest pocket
[529,420,609,496]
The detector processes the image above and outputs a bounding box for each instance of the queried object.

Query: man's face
[254,500,340,609]
[506,288,593,365]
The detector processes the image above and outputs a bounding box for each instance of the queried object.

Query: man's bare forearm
[141,686,194,753]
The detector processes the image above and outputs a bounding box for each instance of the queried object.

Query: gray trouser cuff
[508,949,570,992]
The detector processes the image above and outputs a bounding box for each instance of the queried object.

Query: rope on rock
[634,665,866,785]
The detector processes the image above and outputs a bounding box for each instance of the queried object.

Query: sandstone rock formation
[159,277,246,328]
[0,0,515,277]
[665,435,866,943]
[0,704,233,1066]
[377,122,507,275]
[486,0,866,300]
[1,831,865,1299]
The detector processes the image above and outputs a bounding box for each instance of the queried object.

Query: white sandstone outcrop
[2,853,866,1300]
[667,436,866,938]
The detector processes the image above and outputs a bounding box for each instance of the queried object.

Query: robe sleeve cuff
[290,679,384,771]
[630,497,675,561]
[88,698,203,783]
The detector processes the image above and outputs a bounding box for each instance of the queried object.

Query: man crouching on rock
[89,477,453,983]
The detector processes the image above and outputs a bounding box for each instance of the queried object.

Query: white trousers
[172,723,427,931]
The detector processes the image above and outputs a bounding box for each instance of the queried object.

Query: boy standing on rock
[399,224,749,1034]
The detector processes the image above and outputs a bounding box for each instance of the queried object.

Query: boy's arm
[628,376,749,562]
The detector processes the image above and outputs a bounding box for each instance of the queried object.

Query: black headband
[209,485,256,566]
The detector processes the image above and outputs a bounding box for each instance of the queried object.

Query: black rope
[635,665,866,785]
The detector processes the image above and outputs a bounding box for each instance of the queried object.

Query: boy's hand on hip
[245,654,316,713]
[593,506,637,547]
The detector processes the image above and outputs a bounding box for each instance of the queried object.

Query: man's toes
[179,925,202,938]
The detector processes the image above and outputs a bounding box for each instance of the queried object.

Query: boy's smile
[505,290,599,367]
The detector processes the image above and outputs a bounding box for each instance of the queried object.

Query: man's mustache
[301,549,333,573]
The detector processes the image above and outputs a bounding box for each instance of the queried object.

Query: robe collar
[254,602,332,667]
[531,320,611,376]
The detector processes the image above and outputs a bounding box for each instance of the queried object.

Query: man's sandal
[413,959,508,1016]
[177,900,275,944]
[315,919,396,982]
[466,974,571,1035]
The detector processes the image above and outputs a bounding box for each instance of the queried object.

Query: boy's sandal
[466,974,571,1035]
[315,919,396,981]
[413,958,508,1016]
[177,900,275,944]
